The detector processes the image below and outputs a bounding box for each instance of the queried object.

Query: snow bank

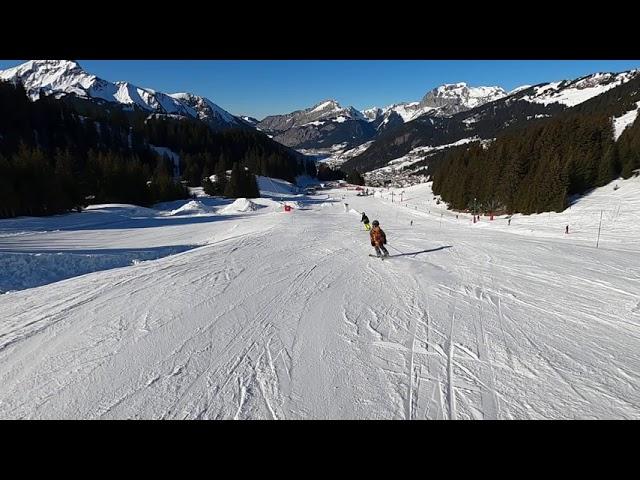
[0,246,193,293]
[219,198,262,214]
[85,204,158,217]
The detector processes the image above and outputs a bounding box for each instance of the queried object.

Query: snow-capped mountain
[257,99,374,150]
[168,92,239,128]
[419,83,507,115]
[0,60,245,130]
[259,99,365,131]
[362,83,509,133]
[344,69,640,174]
[258,85,509,152]
[361,107,383,121]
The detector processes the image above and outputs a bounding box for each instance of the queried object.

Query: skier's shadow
[388,245,452,257]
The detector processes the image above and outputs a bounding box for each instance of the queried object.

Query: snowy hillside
[519,70,639,107]
[612,101,640,140]
[0,174,639,419]
[314,141,375,168]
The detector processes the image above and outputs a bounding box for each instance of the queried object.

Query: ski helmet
[372,220,379,226]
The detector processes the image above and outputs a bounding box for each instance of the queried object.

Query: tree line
[0,82,189,218]
[431,110,640,215]
[0,81,318,218]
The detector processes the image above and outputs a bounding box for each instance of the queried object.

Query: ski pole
[387,244,405,255]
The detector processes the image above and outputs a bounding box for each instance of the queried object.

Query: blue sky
[1,60,639,119]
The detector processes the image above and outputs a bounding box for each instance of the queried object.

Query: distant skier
[370,220,389,258]
[565,225,569,234]
[361,212,371,231]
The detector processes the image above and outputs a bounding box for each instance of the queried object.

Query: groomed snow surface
[0,176,639,419]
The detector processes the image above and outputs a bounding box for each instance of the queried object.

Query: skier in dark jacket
[370,220,389,257]
[361,212,371,231]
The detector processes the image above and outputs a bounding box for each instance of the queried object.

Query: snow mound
[168,200,213,216]
[219,198,261,214]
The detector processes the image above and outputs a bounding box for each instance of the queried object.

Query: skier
[361,212,371,231]
[370,220,389,257]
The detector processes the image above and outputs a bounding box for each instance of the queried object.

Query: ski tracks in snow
[1,191,639,419]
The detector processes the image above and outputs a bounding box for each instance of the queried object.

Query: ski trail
[234,377,247,420]
[407,318,417,420]
[447,310,457,420]
[474,301,499,419]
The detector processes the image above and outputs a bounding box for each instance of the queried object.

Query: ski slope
[0,179,639,419]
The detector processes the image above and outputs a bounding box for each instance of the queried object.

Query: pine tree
[346,170,365,186]
[224,162,243,198]
[244,168,260,198]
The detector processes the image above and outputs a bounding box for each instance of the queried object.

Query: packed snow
[0,175,638,419]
